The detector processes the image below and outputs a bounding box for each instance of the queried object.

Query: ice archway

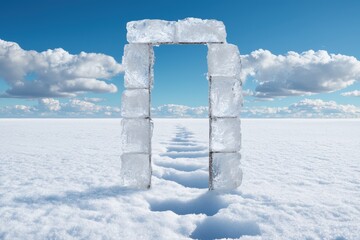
[120,18,243,190]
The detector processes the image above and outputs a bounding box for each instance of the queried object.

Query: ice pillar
[120,43,154,189]
[208,43,243,190]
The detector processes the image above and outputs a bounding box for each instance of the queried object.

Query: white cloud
[341,90,360,97]
[60,99,121,116]
[241,49,360,98]
[0,104,35,117]
[152,104,208,118]
[0,98,120,117]
[242,89,274,101]
[63,99,104,113]
[2,39,359,102]
[14,105,32,112]
[83,97,105,103]
[0,39,123,98]
[242,99,360,118]
[38,98,61,111]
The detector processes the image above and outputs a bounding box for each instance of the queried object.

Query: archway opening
[151,44,210,189]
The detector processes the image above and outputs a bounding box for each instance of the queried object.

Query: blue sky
[0,0,360,117]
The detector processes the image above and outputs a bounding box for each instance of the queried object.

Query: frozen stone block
[210,77,243,117]
[207,44,241,78]
[120,153,151,189]
[121,89,149,118]
[121,118,152,153]
[123,44,153,89]
[211,152,242,190]
[176,18,226,43]
[211,118,241,152]
[127,20,176,43]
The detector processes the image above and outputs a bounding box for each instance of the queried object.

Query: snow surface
[1,119,360,239]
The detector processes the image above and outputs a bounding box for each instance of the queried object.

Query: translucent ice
[211,152,242,190]
[176,18,226,43]
[121,118,152,153]
[123,44,153,89]
[126,18,226,44]
[121,89,149,118]
[207,44,241,78]
[210,77,243,117]
[210,118,241,152]
[120,153,151,188]
[127,20,176,43]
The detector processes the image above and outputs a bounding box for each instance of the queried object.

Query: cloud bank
[1,39,359,118]
[1,38,360,102]
[241,49,360,99]
[0,98,120,117]
[241,99,360,118]
[0,39,123,98]
[341,90,360,97]
[151,99,360,118]
[152,104,208,118]
[2,99,358,118]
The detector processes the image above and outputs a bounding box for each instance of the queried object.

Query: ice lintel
[150,42,224,45]
[127,18,227,44]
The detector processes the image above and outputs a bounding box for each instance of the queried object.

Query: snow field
[0,119,359,239]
